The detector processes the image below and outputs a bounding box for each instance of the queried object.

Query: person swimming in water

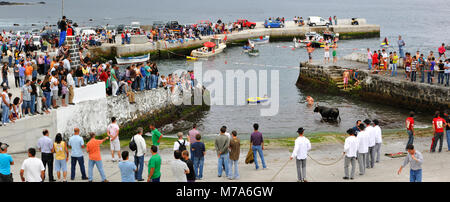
[306,96,314,106]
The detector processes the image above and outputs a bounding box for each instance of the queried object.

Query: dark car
[117,24,125,34]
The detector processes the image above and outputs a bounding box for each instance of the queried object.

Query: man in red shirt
[431,111,447,153]
[438,43,446,60]
[86,132,109,182]
[405,111,415,150]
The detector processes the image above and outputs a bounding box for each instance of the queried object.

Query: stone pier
[296,60,450,112]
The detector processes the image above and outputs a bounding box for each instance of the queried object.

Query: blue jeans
[151,177,160,182]
[446,130,450,151]
[411,71,416,82]
[438,72,444,84]
[32,70,37,80]
[427,72,432,84]
[218,153,230,178]
[43,91,51,109]
[134,155,144,180]
[30,95,36,114]
[1,104,9,124]
[368,59,372,70]
[140,76,146,91]
[1,75,8,88]
[399,48,404,58]
[22,100,31,114]
[145,75,151,90]
[391,63,397,76]
[193,156,204,179]
[410,169,422,182]
[59,31,67,47]
[70,156,87,180]
[151,74,158,89]
[229,159,239,179]
[252,145,267,169]
[446,73,450,85]
[88,160,107,181]
[406,130,414,149]
[19,76,24,87]
[420,70,425,83]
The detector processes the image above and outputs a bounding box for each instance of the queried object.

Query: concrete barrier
[72,82,107,104]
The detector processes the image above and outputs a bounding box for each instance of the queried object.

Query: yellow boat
[247,96,269,104]
[186,56,198,60]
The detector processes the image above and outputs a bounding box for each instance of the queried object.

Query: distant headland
[0,1,45,6]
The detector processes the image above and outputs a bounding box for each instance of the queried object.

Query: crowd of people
[0,109,448,182]
[367,37,449,86]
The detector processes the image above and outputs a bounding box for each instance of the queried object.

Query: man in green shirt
[147,145,161,182]
[110,65,119,96]
[150,124,163,150]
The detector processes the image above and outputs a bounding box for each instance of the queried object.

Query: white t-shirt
[171,159,189,182]
[63,59,71,71]
[50,77,58,91]
[21,157,45,182]
[107,123,120,142]
[445,63,450,74]
[173,139,190,151]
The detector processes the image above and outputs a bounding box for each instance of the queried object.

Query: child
[10,97,20,122]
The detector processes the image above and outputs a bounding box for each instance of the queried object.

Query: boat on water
[190,36,227,58]
[247,96,269,104]
[115,54,150,65]
[248,35,270,44]
[293,31,339,49]
[248,49,259,56]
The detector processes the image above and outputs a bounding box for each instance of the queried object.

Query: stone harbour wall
[297,62,450,112]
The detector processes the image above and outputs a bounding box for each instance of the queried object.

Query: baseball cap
[0,142,9,150]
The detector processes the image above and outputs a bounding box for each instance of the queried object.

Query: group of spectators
[367,37,449,86]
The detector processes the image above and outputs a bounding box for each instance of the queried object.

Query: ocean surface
[0,0,448,137]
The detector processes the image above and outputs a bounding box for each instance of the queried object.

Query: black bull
[314,106,341,122]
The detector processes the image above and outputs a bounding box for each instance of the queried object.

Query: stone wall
[297,62,450,112]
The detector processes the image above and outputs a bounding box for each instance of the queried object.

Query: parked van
[307,16,330,26]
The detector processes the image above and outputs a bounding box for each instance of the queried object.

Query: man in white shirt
[174,132,189,151]
[364,119,376,169]
[67,68,75,105]
[20,148,45,182]
[343,128,358,180]
[373,119,383,163]
[290,128,311,182]
[63,57,71,71]
[107,117,121,162]
[171,150,189,182]
[356,124,369,175]
[132,127,146,181]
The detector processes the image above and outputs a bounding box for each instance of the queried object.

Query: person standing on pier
[397,144,423,182]
[132,127,146,181]
[364,119,376,169]
[324,43,330,63]
[229,130,240,180]
[251,123,267,170]
[438,43,446,60]
[37,129,55,182]
[398,35,406,59]
[405,112,415,150]
[356,124,368,175]
[58,16,68,47]
[373,119,383,163]
[307,44,314,63]
[107,117,121,162]
[0,142,14,182]
[343,128,357,180]
[290,127,311,182]
[411,56,418,82]
[334,16,337,26]
[431,111,447,153]
[150,124,163,151]
[68,128,88,180]
[215,126,231,179]
[367,48,372,70]
[444,111,450,151]
[332,42,338,63]
[86,132,109,182]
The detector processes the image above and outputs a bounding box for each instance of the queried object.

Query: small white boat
[115,54,150,65]
[249,35,270,44]
[248,49,259,56]
[190,37,227,58]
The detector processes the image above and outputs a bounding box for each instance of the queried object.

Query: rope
[270,159,291,182]
[307,153,345,166]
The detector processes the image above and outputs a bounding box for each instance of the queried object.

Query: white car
[307,16,330,27]
[32,35,41,48]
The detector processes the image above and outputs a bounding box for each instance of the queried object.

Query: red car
[234,19,256,29]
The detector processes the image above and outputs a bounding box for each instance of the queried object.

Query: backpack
[177,140,186,152]
[129,136,137,152]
